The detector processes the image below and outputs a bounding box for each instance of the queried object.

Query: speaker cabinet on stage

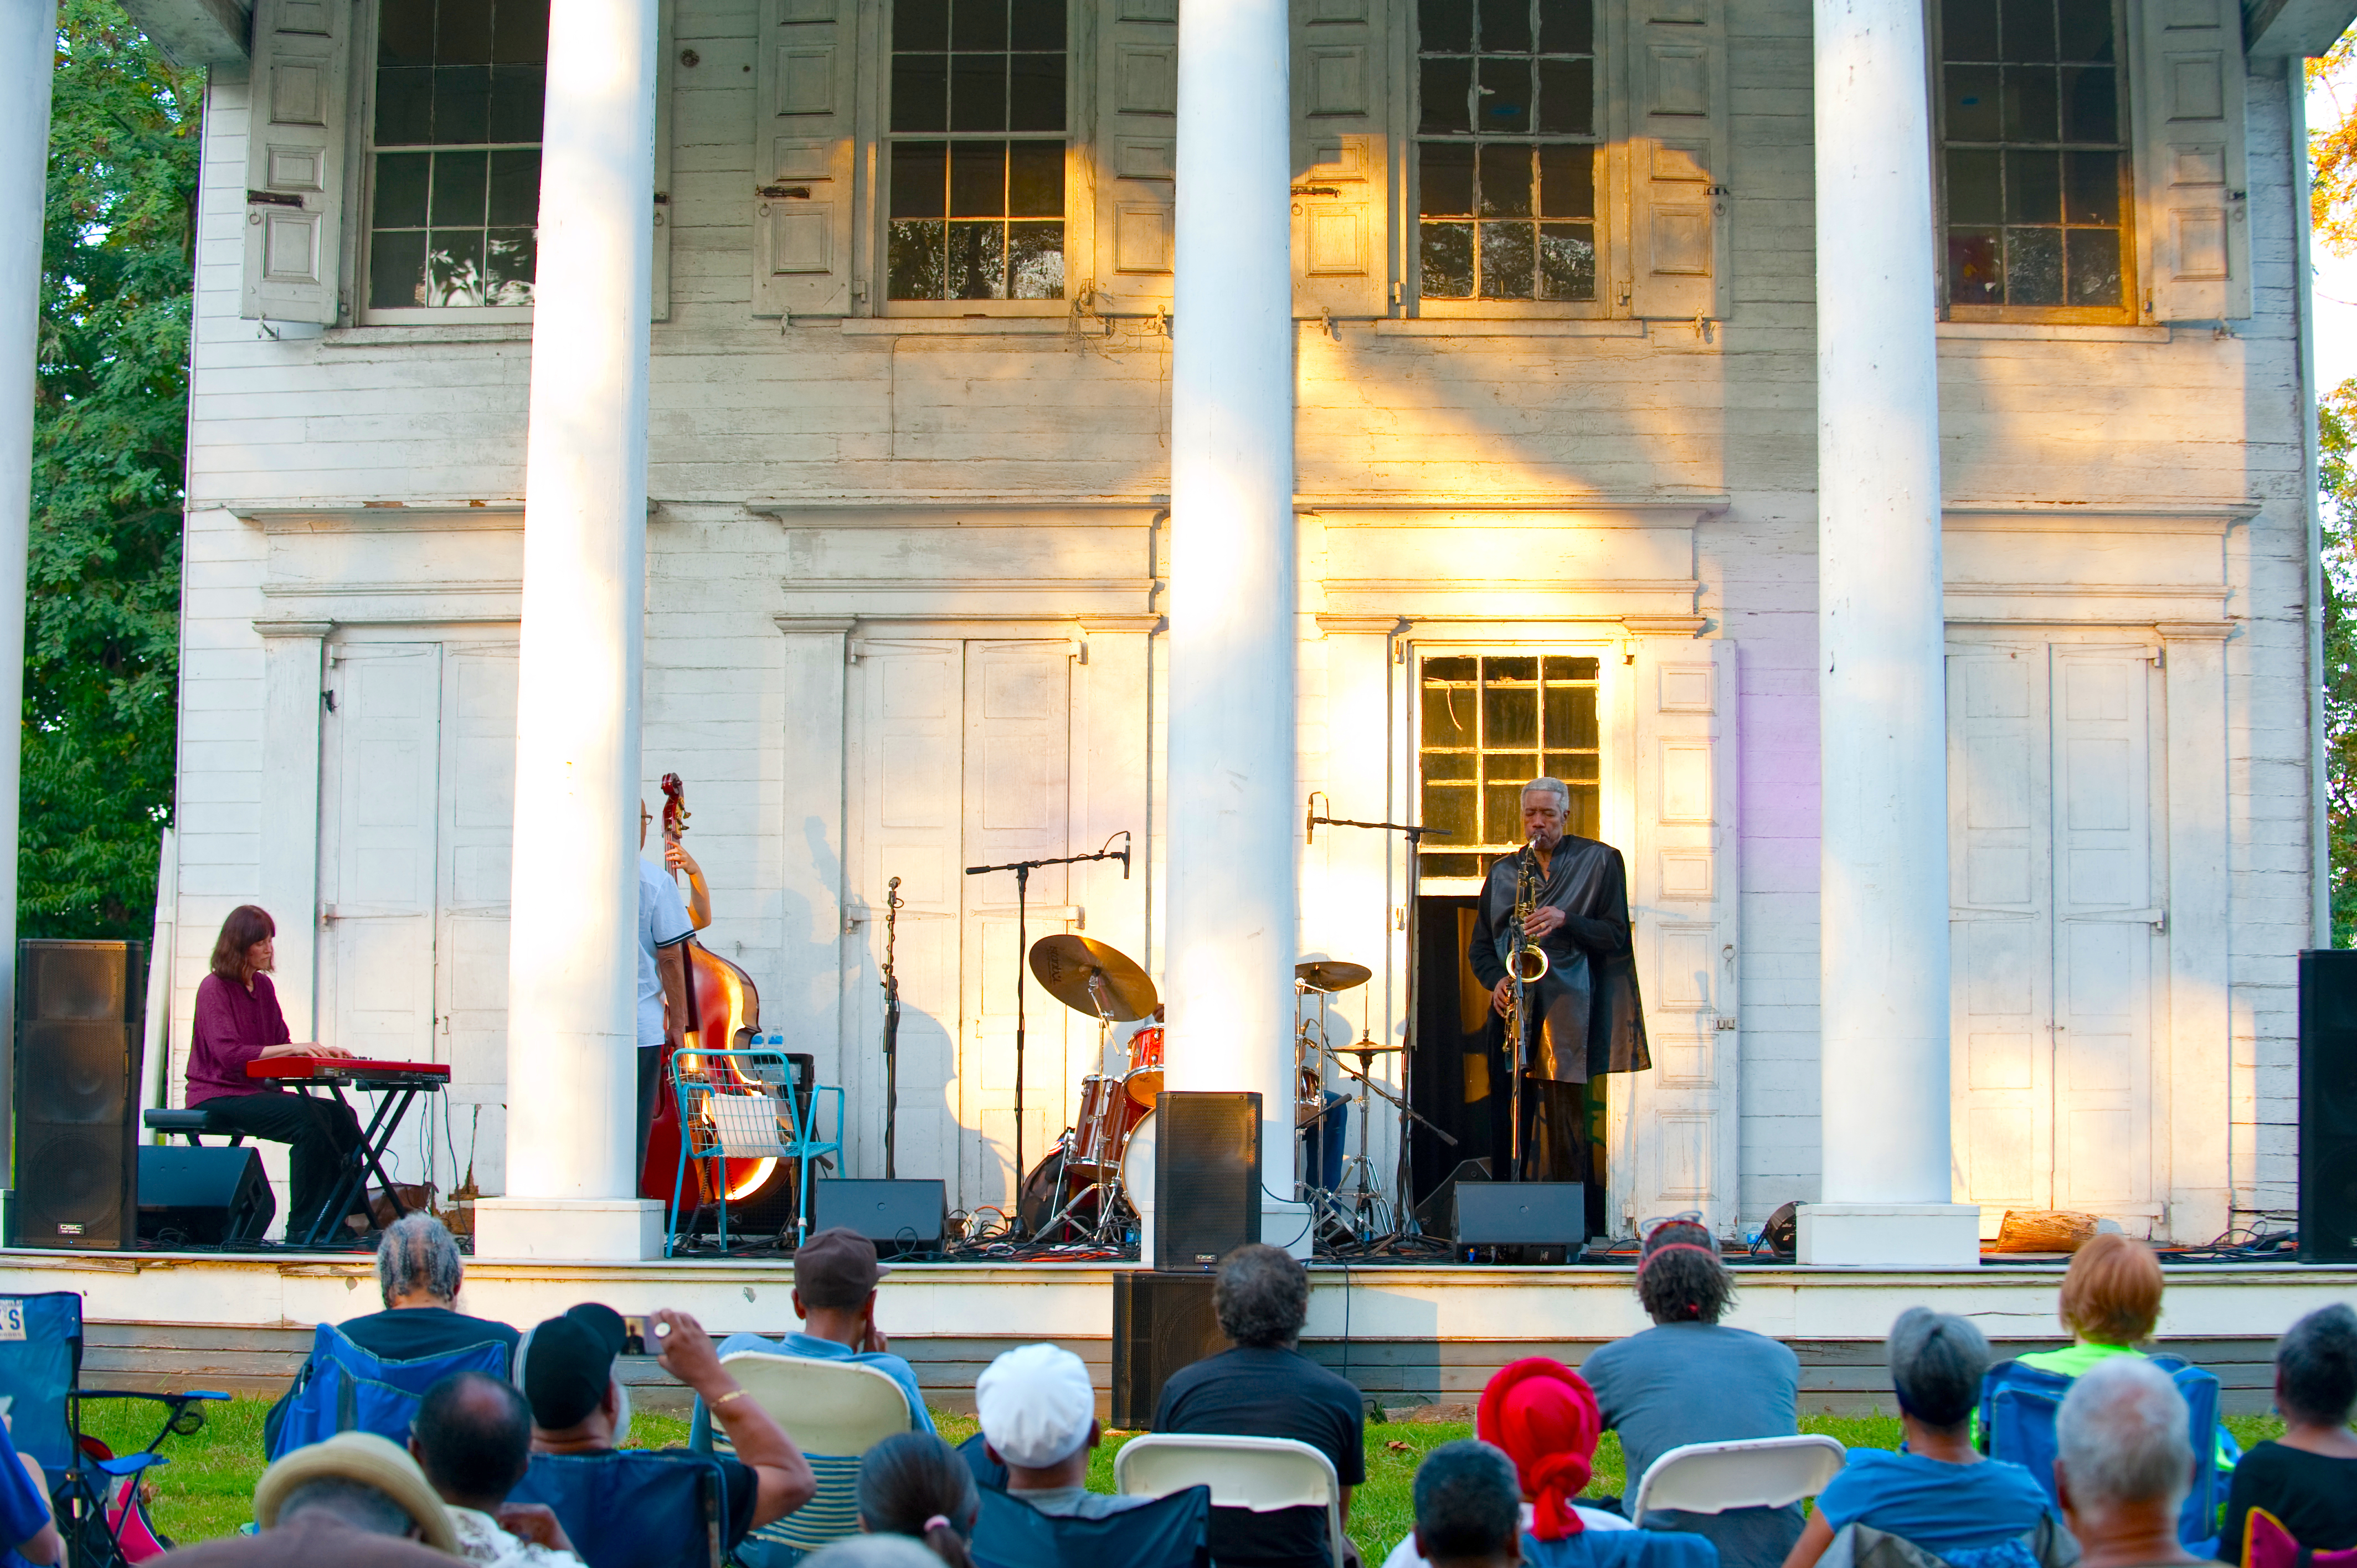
[1111,1271,1227,1428]
[812,1178,948,1258]
[138,1146,275,1245]
[9,940,145,1251]
[2299,948,2357,1263]
[1453,1181,1588,1263]
[1152,1091,1261,1272]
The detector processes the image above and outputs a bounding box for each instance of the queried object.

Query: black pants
[636,1046,661,1179]
[1484,1052,1589,1184]
[200,1092,366,1237]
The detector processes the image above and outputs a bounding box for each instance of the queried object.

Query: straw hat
[253,1431,460,1554]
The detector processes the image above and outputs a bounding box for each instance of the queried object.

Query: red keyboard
[249,1056,451,1087]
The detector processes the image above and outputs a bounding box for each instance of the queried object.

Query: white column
[1799,0,1977,1267]
[476,0,662,1261]
[255,620,331,1039]
[1164,0,1304,1249]
[0,1,54,1192]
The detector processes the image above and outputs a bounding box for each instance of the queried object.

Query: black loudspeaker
[1454,1181,1588,1263]
[1414,1157,1493,1239]
[2299,949,2357,1263]
[812,1178,948,1258]
[10,940,145,1251]
[1111,1271,1227,1427]
[1153,1091,1262,1272]
[138,1146,276,1245]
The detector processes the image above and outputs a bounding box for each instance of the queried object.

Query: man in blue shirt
[0,1416,64,1567]
[716,1227,934,1433]
[637,798,695,1171]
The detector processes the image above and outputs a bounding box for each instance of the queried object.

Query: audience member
[158,1432,457,1565]
[2052,1358,2205,1568]
[1402,1442,1525,1568]
[1578,1221,1800,1568]
[714,1227,934,1433]
[1155,1243,1366,1567]
[354,1214,522,1363]
[1780,1311,2056,1568]
[802,1539,944,1568]
[0,1415,62,1566]
[974,1343,1142,1520]
[2219,1303,2357,1562]
[856,1431,979,1566]
[410,1371,581,1566]
[2020,1234,2164,1378]
[521,1303,816,1555]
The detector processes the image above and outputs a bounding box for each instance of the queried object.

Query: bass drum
[1118,1107,1157,1215]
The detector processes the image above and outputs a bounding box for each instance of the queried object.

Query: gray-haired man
[2054,1357,2207,1568]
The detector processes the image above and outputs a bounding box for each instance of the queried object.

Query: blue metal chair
[264,1321,512,1461]
[1978,1353,2230,1552]
[971,1482,1211,1568]
[667,1042,843,1254]
[509,1448,731,1568]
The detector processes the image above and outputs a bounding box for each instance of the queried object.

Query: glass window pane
[428,229,487,306]
[1485,685,1537,748]
[1543,684,1599,747]
[952,0,1008,50]
[492,1,548,64]
[1422,783,1478,845]
[949,220,1007,298]
[433,64,491,143]
[2060,65,2116,142]
[430,149,488,227]
[1484,771,1536,840]
[438,3,494,65]
[2001,65,2057,141]
[1010,0,1063,48]
[1538,0,1592,54]
[1542,656,1599,681]
[2005,225,2062,303]
[1489,656,1537,681]
[1009,221,1064,297]
[1007,139,1063,215]
[1422,141,1475,215]
[1421,57,1474,134]
[379,0,434,66]
[1476,57,1533,132]
[2065,226,2121,306]
[1536,57,1592,134]
[1947,227,2001,303]
[1479,0,1532,52]
[1569,785,1599,839]
[2005,148,2060,222]
[1421,222,1475,296]
[2055,0,2112,60]
[1944,65,2001,141]
[893,54,950,132]
[1008,51,1064,131]
[1537,143,1593,216]
[1478,143,1532,216]
[374,151,431,228]
[891,141,949,218]
[487,64,543,143]
[375,66,434,145]
[2063,149,2119,223]
[486,148,539,226]
[1480,222,1536,298]
[369,228,429,310]
[2000,0,2055,60]
[1422,0,1474,53]
[950,141,1007,215]
[1424,751,1478,781]
[950,54,1007,131]
[483,227,537,304]
[897,0,950,50]
[1943,0,2000,61]
[888,219,948,298]
[1537,223,1594,300]
[1946,148,2001,224]
[1423,668,1479,743]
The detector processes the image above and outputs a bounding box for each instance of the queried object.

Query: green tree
[2322,383,2357,944]
[23,2,196,939]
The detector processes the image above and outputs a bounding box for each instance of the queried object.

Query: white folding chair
[1114,1432,1346,1568]
[714,1350,915,1555]
[1628,1434,1848,1523]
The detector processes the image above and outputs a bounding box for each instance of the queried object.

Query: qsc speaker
[1454,1181,1587,1263]
[138,1145,275,1245]
[2299,948,2357,1262]
[1152,1091,1261,1272]
[812,1178,948,1258]
[1111,1271,1227,1427]
[10,940,145,1251]
[1413,1157,1493,1239]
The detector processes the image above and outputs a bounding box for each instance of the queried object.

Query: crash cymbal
[1294,959,1373,993]
[1030,934,1159,1022]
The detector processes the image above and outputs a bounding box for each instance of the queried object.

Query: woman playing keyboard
[183,905,368,1243]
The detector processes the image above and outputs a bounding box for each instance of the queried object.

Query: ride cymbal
[1030,934,1159,1022]
[1294,959,1373,993]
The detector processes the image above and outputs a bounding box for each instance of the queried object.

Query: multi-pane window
[887,0,1068,301]
[368,0,547,313]
[1938,0,2130,313]
[1419,656,1601,881]
[1416,0,1599,302]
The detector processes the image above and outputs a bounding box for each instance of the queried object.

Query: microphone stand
[965,830,1133,1235]
[881,877,903,1179]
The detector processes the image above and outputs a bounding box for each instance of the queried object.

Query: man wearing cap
[522,1303,815,1555]
[713,1227,933,1433]
[156,1431,459,1565]
[974,1344,1144,1521]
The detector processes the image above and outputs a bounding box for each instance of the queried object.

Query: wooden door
[322,645,441,1062]
[435,646,519,1194]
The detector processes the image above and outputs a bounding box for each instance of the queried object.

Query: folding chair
[1114,1432,1345,1568]
[508,1448,732,1568]
[691,1350,913,1566]
[1977,1354,2229,1552]
[0,1291,227,1567]
[1626,1434,1847,1523]
[667,1045,842,1251]
[1526,1529,1724,1568]
[971,1482,1211,1568]
[264,1321,511,1461]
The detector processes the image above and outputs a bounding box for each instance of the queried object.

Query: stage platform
[2,1249,2345,1417]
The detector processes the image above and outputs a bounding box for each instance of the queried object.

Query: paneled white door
[322,646,442,1063]
[435,646,519,1194]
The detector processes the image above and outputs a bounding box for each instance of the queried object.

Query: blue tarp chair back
[1527,1529,1724,1568]
[970,1483,1211,1568]
[509,1449,729,1568]
[1978,1354,2225,1550]
[0,1293,83,1477]
[265,1323,510,1460]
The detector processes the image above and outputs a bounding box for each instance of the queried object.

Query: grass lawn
[80,1397,2288,1564]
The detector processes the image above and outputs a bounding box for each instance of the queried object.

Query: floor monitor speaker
[812,1178,948,1258]
[10,940,145,1250]
[1111,1271,1227,1428]
[1152,1091,1262,1272]
[2300,948,2357,1262]
[1453,1180,1588,1263]
[138,1146,276,1245]
[1413,1157,1493,1239]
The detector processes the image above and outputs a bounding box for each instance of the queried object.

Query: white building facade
[122,0,2343,1251]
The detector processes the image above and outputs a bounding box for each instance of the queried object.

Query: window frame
[1413,647,1610,894]
[1931,0,2140,327]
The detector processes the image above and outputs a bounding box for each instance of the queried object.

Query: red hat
[1477,1357,1601,1541]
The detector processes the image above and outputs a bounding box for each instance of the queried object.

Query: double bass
[636,773,780,1214]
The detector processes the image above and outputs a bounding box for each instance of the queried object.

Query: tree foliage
[2310,37,2357,258]
[2319,381,2357,945]
[24,2,197,940]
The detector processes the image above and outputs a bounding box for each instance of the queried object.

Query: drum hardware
[1294,959,1373,994]
[1026,927,1156,1248]
[882,876,903,1180]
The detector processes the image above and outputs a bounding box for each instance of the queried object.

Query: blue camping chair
[1528,1529,1723,1568]
[0,1291,228,1566]
[970,1482,1212,1568]
[264,1322,511,1460]
[667,1044,841,1252]
[1978,1354,2232,1553]
[509,1448,732,1568]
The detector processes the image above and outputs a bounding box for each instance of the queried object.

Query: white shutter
[653,0,677,321]
[436,647,518,1195]
[1092,0,1179,310]
[754,0,860,317]
[241,0,352,324]
[1291,0,1390,318]
[1624,0,1727,320]
[2134,0,2250,321]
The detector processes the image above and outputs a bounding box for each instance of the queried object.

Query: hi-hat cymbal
[1294,959,1373,993]
[1030,934,1159,1022]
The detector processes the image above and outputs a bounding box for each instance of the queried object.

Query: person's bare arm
[1781,1507,1836,1568]
[650,1308,816,1528]
[665,843,713,931]
[1340,1485,1351,1525]
[13,1453,61,1567]
[657,943,691,1047]
[495,1502,576,1553]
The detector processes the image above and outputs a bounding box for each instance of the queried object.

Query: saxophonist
[1466,776,1651,1183]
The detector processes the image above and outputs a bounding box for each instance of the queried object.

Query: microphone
[1305,794,1318,845]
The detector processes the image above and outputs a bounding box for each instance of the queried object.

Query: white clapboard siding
[241,0,352,323]
[1291,0,1390,318]
[754,0,861,316]
[2133,0,2251,322]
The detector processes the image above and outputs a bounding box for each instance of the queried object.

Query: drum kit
[1016,935,1406,1248]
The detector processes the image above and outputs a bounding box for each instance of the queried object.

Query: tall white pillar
[1163,0,1305,1250]
[476,0,662,1261]
[0,2,56,1194]
[1800,0,1978,1267]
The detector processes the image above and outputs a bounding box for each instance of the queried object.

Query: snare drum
[1119,1106,1157,1212]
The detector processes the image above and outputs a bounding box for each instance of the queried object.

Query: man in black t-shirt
[1154,1245,1365,1568]
[342,1213,522,1361]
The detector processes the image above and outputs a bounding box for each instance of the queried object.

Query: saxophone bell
[1510,839,1550,983]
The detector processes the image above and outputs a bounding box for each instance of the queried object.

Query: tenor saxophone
[1502,841,1547,1174]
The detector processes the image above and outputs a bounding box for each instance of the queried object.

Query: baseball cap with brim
[253,1431,459,1554]
[521,1302,629,1431]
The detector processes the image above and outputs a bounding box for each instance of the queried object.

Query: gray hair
[2277,1302,2357,1427]
[276,1477,416,1537]
[1213,1243,1310,1349]
[1888,1307,1992,1430]
[376,1212,464,1308]
[1521,777,1572,813]
[1413,1440,1521,1559]
[2056,1356,2192,1512]
[802,1539,945,1568]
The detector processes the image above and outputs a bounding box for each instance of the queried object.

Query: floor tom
[1069,1074,1146,1179]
